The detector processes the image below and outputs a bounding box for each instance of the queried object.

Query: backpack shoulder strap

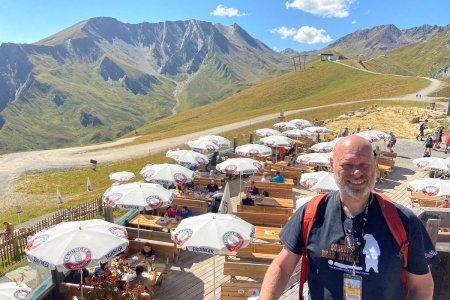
[299,192,329,299]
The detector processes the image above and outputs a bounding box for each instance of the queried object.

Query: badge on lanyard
[343,273,362,300]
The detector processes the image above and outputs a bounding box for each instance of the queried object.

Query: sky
[0,0,449,52]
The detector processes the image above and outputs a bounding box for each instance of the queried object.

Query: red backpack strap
[299,193,329,299]
[373,191,409,299]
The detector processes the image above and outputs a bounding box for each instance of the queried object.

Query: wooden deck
[152,162,427,299]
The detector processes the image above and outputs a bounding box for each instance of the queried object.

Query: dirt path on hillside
[0,69,446,200]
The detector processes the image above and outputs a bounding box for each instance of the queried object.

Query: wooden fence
[0,198,103,276]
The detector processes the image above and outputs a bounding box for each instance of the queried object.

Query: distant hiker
[432,129,440,150]
[342,127,349,137]
[337,128,343,138]
[444,131,450,154]
[387,132,396,152]
[416,94,418,99]
[424,135,433,156]
[417,119,428,141]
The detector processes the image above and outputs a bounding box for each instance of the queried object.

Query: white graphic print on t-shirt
[362,234,380,273]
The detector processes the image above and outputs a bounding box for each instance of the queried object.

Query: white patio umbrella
[407,178,450,199]
[255,128,282,137]
[109,171,135,182]
[140,163,195,186]
[216,158,263,197]
[310,142,335,153]
[26,219,129,298]
[304,126,333,134]
[260,135,294,148]
[0,282,32,300]
[273,122,297,130]
[198,135,231,147]
[185,140,220,153]
[366,130,390,140]
[300,171,339,193]
[288,119,314,128]
[353,131,380,143]
[171,213,254,300]
[235,144,272,157]
[166,149,209,168]
[282,129,314,139]
[297,152,333,167]
[295,195,315,211]
[413,157,450,172]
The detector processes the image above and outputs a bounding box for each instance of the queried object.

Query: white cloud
[351,20,357,24]
[270,27,297,39]
[210,4,247,17]
[285,0,354,18]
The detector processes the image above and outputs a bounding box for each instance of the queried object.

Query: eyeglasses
[343,218,356,252]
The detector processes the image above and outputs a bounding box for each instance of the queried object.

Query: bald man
[260,136,438,300]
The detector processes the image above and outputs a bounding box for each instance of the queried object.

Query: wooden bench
[226,243,283,261]
[60,283,151,300]
[153,199,207,216]
[381,151,397,158]
[221,282,262,300]
[223,261,270,282]
[193,177,224,188]
[410,192,444,207]
[265,163,302,181]
[246,181,293,198]
[126,228,179,263]
[237,205,293,216]
[234,212,290,227]
[377,157,395,167]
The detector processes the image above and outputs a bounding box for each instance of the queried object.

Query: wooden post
[425,218,441,246]
[249,133,254,144]
[105,206,114,223]
[233,137,238,152]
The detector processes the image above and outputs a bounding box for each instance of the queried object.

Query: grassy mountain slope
[363,27,450,78]
[131,59,428,142]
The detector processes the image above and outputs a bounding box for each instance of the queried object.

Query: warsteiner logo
[422,186,439,196]
[14,289,30,299]
[253,162,262,170]
[142,170,155,181]
[206,145,216,152]
[109,226,127,239]
[416,161,429,169]
[174,173,188,185]
[64,247,92,270]
[225,165,237,174]
[248,149,260,156]
[174,229,193,247]
[323,146,333,153]
[104,193,123,206]
[27,234,49,251]
[196,157,207,164]
[223,231,244,251]
[300,157,311,164]
[146,195,164,209]
[302,178,318,189]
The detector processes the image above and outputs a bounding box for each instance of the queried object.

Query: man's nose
[352,168,363,176]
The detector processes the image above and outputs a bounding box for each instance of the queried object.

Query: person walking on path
[259,135,437,300]
[424,135,434,157]
[443,131,450,154]
[417,120,428,141]
[387,132,397,152]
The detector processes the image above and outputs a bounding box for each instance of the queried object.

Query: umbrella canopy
[407,178,450,199]
[185,140,220,153]
[273,122,297,130]
[0,282,32,300]
[255,128,282,137]
[235,144,272,157]
[171,213,254,254]
[366,130,390,140]
[288,119,314,128]
[198,135,231,147]
[353,131,380,143]
[216,158,263,175]
[310,142,335,153]
[102,182,174,210]
[297,152,333,167]
[413,157,450,172]
[260,135,294,148]
[166,149,209,168]
[282,129,314,139]
[300,171,339,192]
[140,163,195,185]
[109,171,135,182]
[26,219,129,272]
[295,195,315,211]
[304,126,333,134]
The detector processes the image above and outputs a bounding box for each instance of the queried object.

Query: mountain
[0,17,290,153]
[325,24,444,58]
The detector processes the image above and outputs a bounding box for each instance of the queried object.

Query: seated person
[242,193,255,206]
[178,206,193,219]
[1,222,14,240]
[261,172,271,183]
[206,180,219,193]
[165,205,180,218]
[208,170,216,179]
[126,264,156,291]
[206,200,214,213]
[93,262,111,281]
[246,180,259,196]
[185,180,195,191]
[271,171,285,183]
[438,199,450,208]
[64,268,90,285]
[139,242,156,262]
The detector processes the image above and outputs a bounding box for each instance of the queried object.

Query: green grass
[1,100,427,224]
[436,78,450,98]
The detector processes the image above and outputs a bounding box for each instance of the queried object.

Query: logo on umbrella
[64,247,92,270]
[104,193,123,206]
[171,154,179,160]
[323,146,333,153]
[300,157,311,164]
[27,234,50,251]
[146,195,164,209]
[223,231,244,251]
[416,161,429,169]
[191,246,215,254]
[207,145,216,152]
[109,227,127,239]
[174,228,193,247]
[302,178,318,188]
[253,162,262,170]
[142,170,155,180]
[14,289,30,299]
[225,165,237,174]
[422,186,439,196]
[195,157,207,164]
[265,141,275,146]
[174,173,188,185]
[248,149,260,156]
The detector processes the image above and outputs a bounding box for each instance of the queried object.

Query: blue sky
[0,0,448,51]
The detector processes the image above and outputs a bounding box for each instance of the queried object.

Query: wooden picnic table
[254,226,282,243]
[254,197,294,209]
[128,215,179,232]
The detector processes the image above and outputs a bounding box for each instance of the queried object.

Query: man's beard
[334,171,377,200]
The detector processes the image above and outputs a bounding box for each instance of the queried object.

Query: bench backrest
[172,198,207,208]
[223,261,270,279]
[194,177,224,187]
[234,212,289,227]
[128,239,177,261]
[232,243,283,256]
[377,157,395,167]
[237,205,293,216]
[126,227,173,243]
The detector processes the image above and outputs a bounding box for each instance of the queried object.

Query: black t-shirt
[141,248,156,259]
[280,191,438,300]
[207,184,219,193]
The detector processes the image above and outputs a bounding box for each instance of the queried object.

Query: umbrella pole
[239,172,242,200]
[80,268,83,299]
[213,254,216,300]
[138,210,141,239]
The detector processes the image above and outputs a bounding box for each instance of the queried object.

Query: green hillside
[131,59,428,143]
[363,27,450,77]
